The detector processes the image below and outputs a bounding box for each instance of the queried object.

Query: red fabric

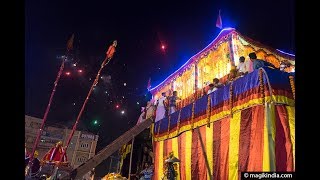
[275,105,294,171]
[42,145,67,162]
[153,142,159,180]
[213,119,221,179]
[238,108,253,175]
[247,106,264,171]
[216,10,222,29]
[191,130,199,180]
[220,118,230,180]
[106,45,116,59]
[198,126,207,180]
[164,139,172,160]
[178,133,186,180]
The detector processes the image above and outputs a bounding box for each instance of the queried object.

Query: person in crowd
[248,52,276,72]
[212,78,223,88]
[136,107,147,125]
[155,92,167,122]
[139,162,154,180]
[207,83,215,95]
[208,77,223,94]
[164,152,180,180]
[25,151,41,178]
[168,91,181,114]
[237,56,248,76]
[279,60,292,72]
[226,66,239,85]
[202,81,211,96]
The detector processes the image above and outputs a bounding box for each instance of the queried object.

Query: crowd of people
[137,52,293,125]
[136,90,182,124]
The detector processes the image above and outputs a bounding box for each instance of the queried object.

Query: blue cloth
[141,168,153,180]
[253,59,276,69]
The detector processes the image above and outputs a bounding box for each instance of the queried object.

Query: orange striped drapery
[153,104,295,180]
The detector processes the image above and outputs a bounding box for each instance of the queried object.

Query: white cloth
[157,96,166,107]
[237,62,247,73]
[155,106,166,122]
[207,87,218,94]
[280,64,286,71]
[169,106,176,114]
[155,96,167,122]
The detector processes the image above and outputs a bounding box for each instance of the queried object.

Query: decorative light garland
[289,76,295,100]
[229,82,234,117]
[176,109,181,135]
[206,94,211,127]
[191,102,195,130]
[166,115,171,139]
[259,69,265,104]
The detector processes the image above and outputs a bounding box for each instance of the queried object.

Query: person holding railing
[248,52,276,73]
[168,91,181,114]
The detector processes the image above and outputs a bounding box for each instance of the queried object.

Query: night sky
[25,0,294,176]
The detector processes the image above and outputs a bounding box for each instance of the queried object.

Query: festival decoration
[26,34,74,177]
[152,68,295,179]
[289,76,295,100]
[50,40,118,178]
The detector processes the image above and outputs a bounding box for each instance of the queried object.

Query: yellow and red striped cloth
[153,104,295,180]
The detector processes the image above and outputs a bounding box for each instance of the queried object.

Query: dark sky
[25,0,294,176]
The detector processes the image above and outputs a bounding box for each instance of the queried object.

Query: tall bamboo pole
[27,34,75,177]
[128,137,135,180]
[50,41,117,179]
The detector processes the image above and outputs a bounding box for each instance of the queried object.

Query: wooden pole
[109,157,113,173]
[26,55,67,177]
[128,137,135,180]
[197,128,213,180]
[50,55,113,180]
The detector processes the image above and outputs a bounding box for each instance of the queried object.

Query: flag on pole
[66,34,74,52]
[216,10,222,29]
[147,77,151,91]
[106,40,117,60]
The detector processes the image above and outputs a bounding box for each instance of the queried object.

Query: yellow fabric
[158,141,164,180]
[231,98,263,112]
[171,137,180,180]
[263,103,276,171]
[206,123,214,180]
[286,106,295,169]
[185,130,192,180]
[269,95,295,107]
[263,103,270,171]
[228,111,241,180]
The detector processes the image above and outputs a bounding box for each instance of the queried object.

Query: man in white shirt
[155,92,167,122]
[237,56,248,76]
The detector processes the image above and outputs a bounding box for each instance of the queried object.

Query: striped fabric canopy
[152,68,295,180]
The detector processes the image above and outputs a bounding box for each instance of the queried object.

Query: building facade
[25,115,98,168]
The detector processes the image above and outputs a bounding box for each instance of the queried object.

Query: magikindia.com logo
[243,172,292,179]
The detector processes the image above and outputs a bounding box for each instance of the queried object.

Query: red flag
[106,40,117,60]
[66,34,74,52]
[216,10,222,29]
[147,78,151,91]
